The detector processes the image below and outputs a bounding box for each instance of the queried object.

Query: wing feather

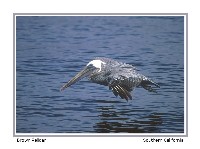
[110,84,132,101]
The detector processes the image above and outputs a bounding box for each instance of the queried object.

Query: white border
[14,13,188,137]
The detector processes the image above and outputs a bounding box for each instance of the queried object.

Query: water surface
[16,16,184,133]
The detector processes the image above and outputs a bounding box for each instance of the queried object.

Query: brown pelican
[60,57,159,101]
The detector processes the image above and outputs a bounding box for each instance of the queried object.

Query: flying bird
[60,57,159,101]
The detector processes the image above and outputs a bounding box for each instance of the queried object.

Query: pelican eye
[87,64,95,68]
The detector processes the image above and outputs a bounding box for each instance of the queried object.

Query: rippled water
[16,16,184,133]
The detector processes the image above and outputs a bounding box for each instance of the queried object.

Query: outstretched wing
[109,83,132,101]
[107,68,159,101]
[108,68,141,101]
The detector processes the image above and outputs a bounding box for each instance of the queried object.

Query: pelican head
[60,59,105,91]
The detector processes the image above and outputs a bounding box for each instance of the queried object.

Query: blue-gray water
[16,16,184,133]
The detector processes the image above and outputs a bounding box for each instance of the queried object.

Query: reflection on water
[16,16,184,133]
[94,103,163,133]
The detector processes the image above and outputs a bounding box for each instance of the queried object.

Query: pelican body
[60,57,159,101]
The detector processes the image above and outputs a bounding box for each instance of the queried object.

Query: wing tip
[110,85,132,101]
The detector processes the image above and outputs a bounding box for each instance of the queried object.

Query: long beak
[60,66,94,91]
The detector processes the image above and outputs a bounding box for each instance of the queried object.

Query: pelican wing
[109,84,132,101]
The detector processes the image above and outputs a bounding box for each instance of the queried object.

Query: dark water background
[16,16,184,133]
